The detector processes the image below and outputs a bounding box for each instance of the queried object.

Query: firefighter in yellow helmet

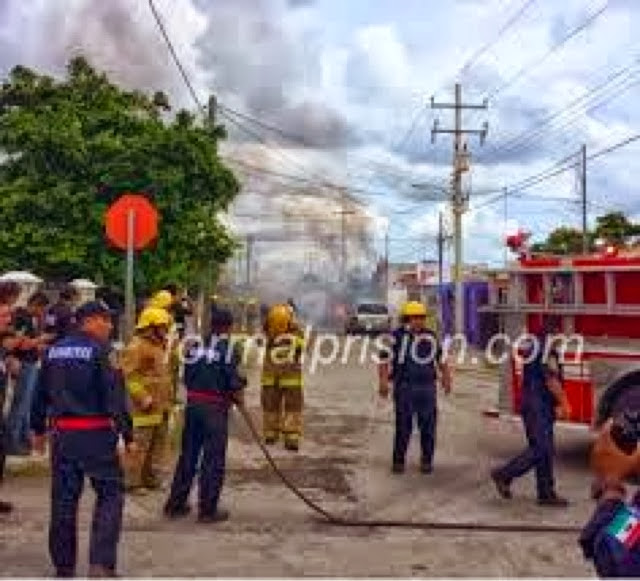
[261,303,305,451]
[378,301,451,474]
[148,290,174,312]
[120,307,173,493]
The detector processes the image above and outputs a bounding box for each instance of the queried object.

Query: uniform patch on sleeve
[606,505,640,549]
[48,346,93,360]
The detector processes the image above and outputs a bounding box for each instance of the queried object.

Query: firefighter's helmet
[401,301,427,318]
[265,304,293,337]
[136,307,171,330]
[149,290,173,310]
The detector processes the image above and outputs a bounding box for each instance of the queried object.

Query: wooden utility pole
[384,228,390,304]
[503,187,508,266]
[437,212,445,290]
[581,144,588,254]
[431,83,488,336]
[246,234,254,287]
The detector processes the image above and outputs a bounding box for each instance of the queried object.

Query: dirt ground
[0,341,598,577]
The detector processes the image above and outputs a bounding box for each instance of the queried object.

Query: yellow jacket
[261,332,305,388]
[120,333,173,427]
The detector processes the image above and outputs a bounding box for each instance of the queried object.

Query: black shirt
[44,302,76,340]
[11,308,40,363]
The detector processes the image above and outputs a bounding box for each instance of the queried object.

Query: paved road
[0,342,596,577]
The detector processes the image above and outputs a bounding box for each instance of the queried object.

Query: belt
[187,389,229,404]
[52,416,113,431]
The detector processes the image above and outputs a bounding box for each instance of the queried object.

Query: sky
[1,0,639,272]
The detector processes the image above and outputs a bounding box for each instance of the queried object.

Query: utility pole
[246,234,253,287]
[431,83,488,336]
[437,211,444,290]
[384,228,390,305]
[581,144,588,254]
[503,187,508,267]
[197,94,218,333]
[333,188,355,287]
[340,188,346,286]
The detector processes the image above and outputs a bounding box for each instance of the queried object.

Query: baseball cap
[75,300,113,322]
[210,307,233,328]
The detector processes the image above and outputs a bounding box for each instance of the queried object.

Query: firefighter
[164,308,246,522]
[490,321,571,506]
[580,415,640,576]
[379,301,452,474]
[148,290,174,312]
[261,304,305,451]
[30,301,134,578]
[120,307,173,493]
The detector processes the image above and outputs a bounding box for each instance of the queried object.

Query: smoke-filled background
[4,0,634,320]
[0,0,387,324]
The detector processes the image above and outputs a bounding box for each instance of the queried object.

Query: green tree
[0,57,239,291]
[531,227,586,255]
[593,212,639,246]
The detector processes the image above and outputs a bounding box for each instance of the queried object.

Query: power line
[148,0,372,199]
[482,56,640,162]
[474,132,640,210]
[487,1,609,100]
[458,0,537,79]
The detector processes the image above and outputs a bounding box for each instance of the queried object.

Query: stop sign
[105,193,159,251]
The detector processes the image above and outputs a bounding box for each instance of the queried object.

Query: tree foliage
[0,57,240,291]
[530,227,586,255]
[531,212,640,255]
[594,212,640,245]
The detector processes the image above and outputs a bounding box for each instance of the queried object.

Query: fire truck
[482,241,640,427]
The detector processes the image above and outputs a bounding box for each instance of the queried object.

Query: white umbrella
[0,271,42,284]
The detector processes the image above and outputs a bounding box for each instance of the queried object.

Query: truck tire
[596,371,640,426]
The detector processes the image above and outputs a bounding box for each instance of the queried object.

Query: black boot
[197,508,229,523]
[490,470,512,499]
[163,504,191,519]
[538,493,569,507]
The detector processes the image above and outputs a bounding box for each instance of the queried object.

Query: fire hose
[235,403,583,534]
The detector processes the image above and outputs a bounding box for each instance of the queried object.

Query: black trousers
[49,431,124,574]
[166,402,229,517]
[393,387,437,466]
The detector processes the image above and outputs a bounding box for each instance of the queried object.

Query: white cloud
[2,0,639,268]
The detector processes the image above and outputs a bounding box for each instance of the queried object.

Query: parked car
[345,300,391,335]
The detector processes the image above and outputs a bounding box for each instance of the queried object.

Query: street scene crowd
[1,279,640,577]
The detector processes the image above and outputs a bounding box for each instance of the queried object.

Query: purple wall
[437,281,490,349]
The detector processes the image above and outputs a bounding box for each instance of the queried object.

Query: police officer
[379,301,452,474]
[30,301,134,578]
[580,415,640,576]
[490,320,571,506]
[164,308,245,523]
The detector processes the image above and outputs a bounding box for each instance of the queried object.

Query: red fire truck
[482,248,640,427]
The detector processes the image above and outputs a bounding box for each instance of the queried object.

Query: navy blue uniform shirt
[31,332,132,443]
[387,327,441,390]
[521,336,562,413]
[580,491,640,577]
[183,334,246,396]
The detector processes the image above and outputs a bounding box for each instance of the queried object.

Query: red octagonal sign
[105,193,159,251]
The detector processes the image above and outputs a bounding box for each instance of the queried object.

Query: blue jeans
[165,402,229,517]
[7,362,38,454]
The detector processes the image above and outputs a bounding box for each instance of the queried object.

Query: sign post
[105,193,159,341]
[125,208,136,339]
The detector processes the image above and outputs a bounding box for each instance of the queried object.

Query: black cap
[75,300,113,322]
[210,307,233,329]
